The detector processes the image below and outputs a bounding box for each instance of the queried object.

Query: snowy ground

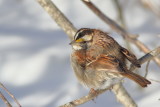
[0,0,160,107]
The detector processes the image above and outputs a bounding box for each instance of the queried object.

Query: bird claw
[89,88,98,95]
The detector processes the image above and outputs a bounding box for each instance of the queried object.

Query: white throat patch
[72,45,82,50]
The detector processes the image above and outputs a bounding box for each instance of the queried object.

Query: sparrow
[70,28,151,91]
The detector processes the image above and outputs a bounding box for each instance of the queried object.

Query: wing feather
[86,54,121,72]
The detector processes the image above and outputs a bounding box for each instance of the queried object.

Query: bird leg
[89,88,98,95]
[89,88,98,103]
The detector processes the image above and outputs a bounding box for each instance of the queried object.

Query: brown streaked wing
[120,47,141,68]
[86,54,121,72]
[86,54,151,87]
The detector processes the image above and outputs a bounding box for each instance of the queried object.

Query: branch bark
[140,0,160,18]
[130,46,160,71]
[59,88,109,107]
[112,83,137,107]
[0,91,12,107]
[0,83,21,107]
[37,0,77,40]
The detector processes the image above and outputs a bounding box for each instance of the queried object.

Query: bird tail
[121,72,151,87]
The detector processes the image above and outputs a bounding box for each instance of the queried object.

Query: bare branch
[140,0,160,18]
[130,46,160,71]
[144,61,150,78]
[37,0,77,40]
[113,0,126,28]
[0,91,12,107]
[113,0,133,55]
[149,78,160,83]
[112,83,137,107]
[81,0,160,67]
[0,83,21,107]
[60,84,137,107]
[59,88,109,107]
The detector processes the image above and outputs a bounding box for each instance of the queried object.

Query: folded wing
[86,54,151,87]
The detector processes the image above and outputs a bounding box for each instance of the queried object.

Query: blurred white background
[0,0,160,107]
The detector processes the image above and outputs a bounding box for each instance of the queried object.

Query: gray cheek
[86,42,92,48]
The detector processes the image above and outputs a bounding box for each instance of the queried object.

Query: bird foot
[89,88,97,95]
[89,88,98,103]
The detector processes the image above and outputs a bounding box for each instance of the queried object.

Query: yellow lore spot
[76,38,84,42]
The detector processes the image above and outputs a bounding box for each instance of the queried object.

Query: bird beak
[69,40,76,45]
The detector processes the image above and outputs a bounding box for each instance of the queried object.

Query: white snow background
[0,0,160,107]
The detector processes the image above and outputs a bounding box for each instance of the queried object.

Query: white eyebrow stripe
[74,33,79,40]
[74,28,91,40]
[74,30,83,40]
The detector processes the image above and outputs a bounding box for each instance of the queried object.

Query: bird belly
[84,71,124,90]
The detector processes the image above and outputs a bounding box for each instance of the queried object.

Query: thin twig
[82,0,128,38]
[144,61,150,78]
[130,46,160,71]
[81,0,160,67]
[60,83,137,107]
[0,83,21,107]
[113,0,126,28]
[0,91,12,107]
[149,78,160,83]
[59,88,110,107]
[140,0,160,18]
[113,0,133,55]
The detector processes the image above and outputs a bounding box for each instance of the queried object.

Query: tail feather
[121,72,151,87]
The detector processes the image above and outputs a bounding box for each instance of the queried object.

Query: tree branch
[37,0,77,40]
[0,83,21,107]
[0,91,12,107]
[130,46,160,71]
[112,83,137,107]
[140,0,160,18]
[113,0,126,28]
[59,88,109,107]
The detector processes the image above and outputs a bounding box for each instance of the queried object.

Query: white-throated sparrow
[70,28,151,91]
